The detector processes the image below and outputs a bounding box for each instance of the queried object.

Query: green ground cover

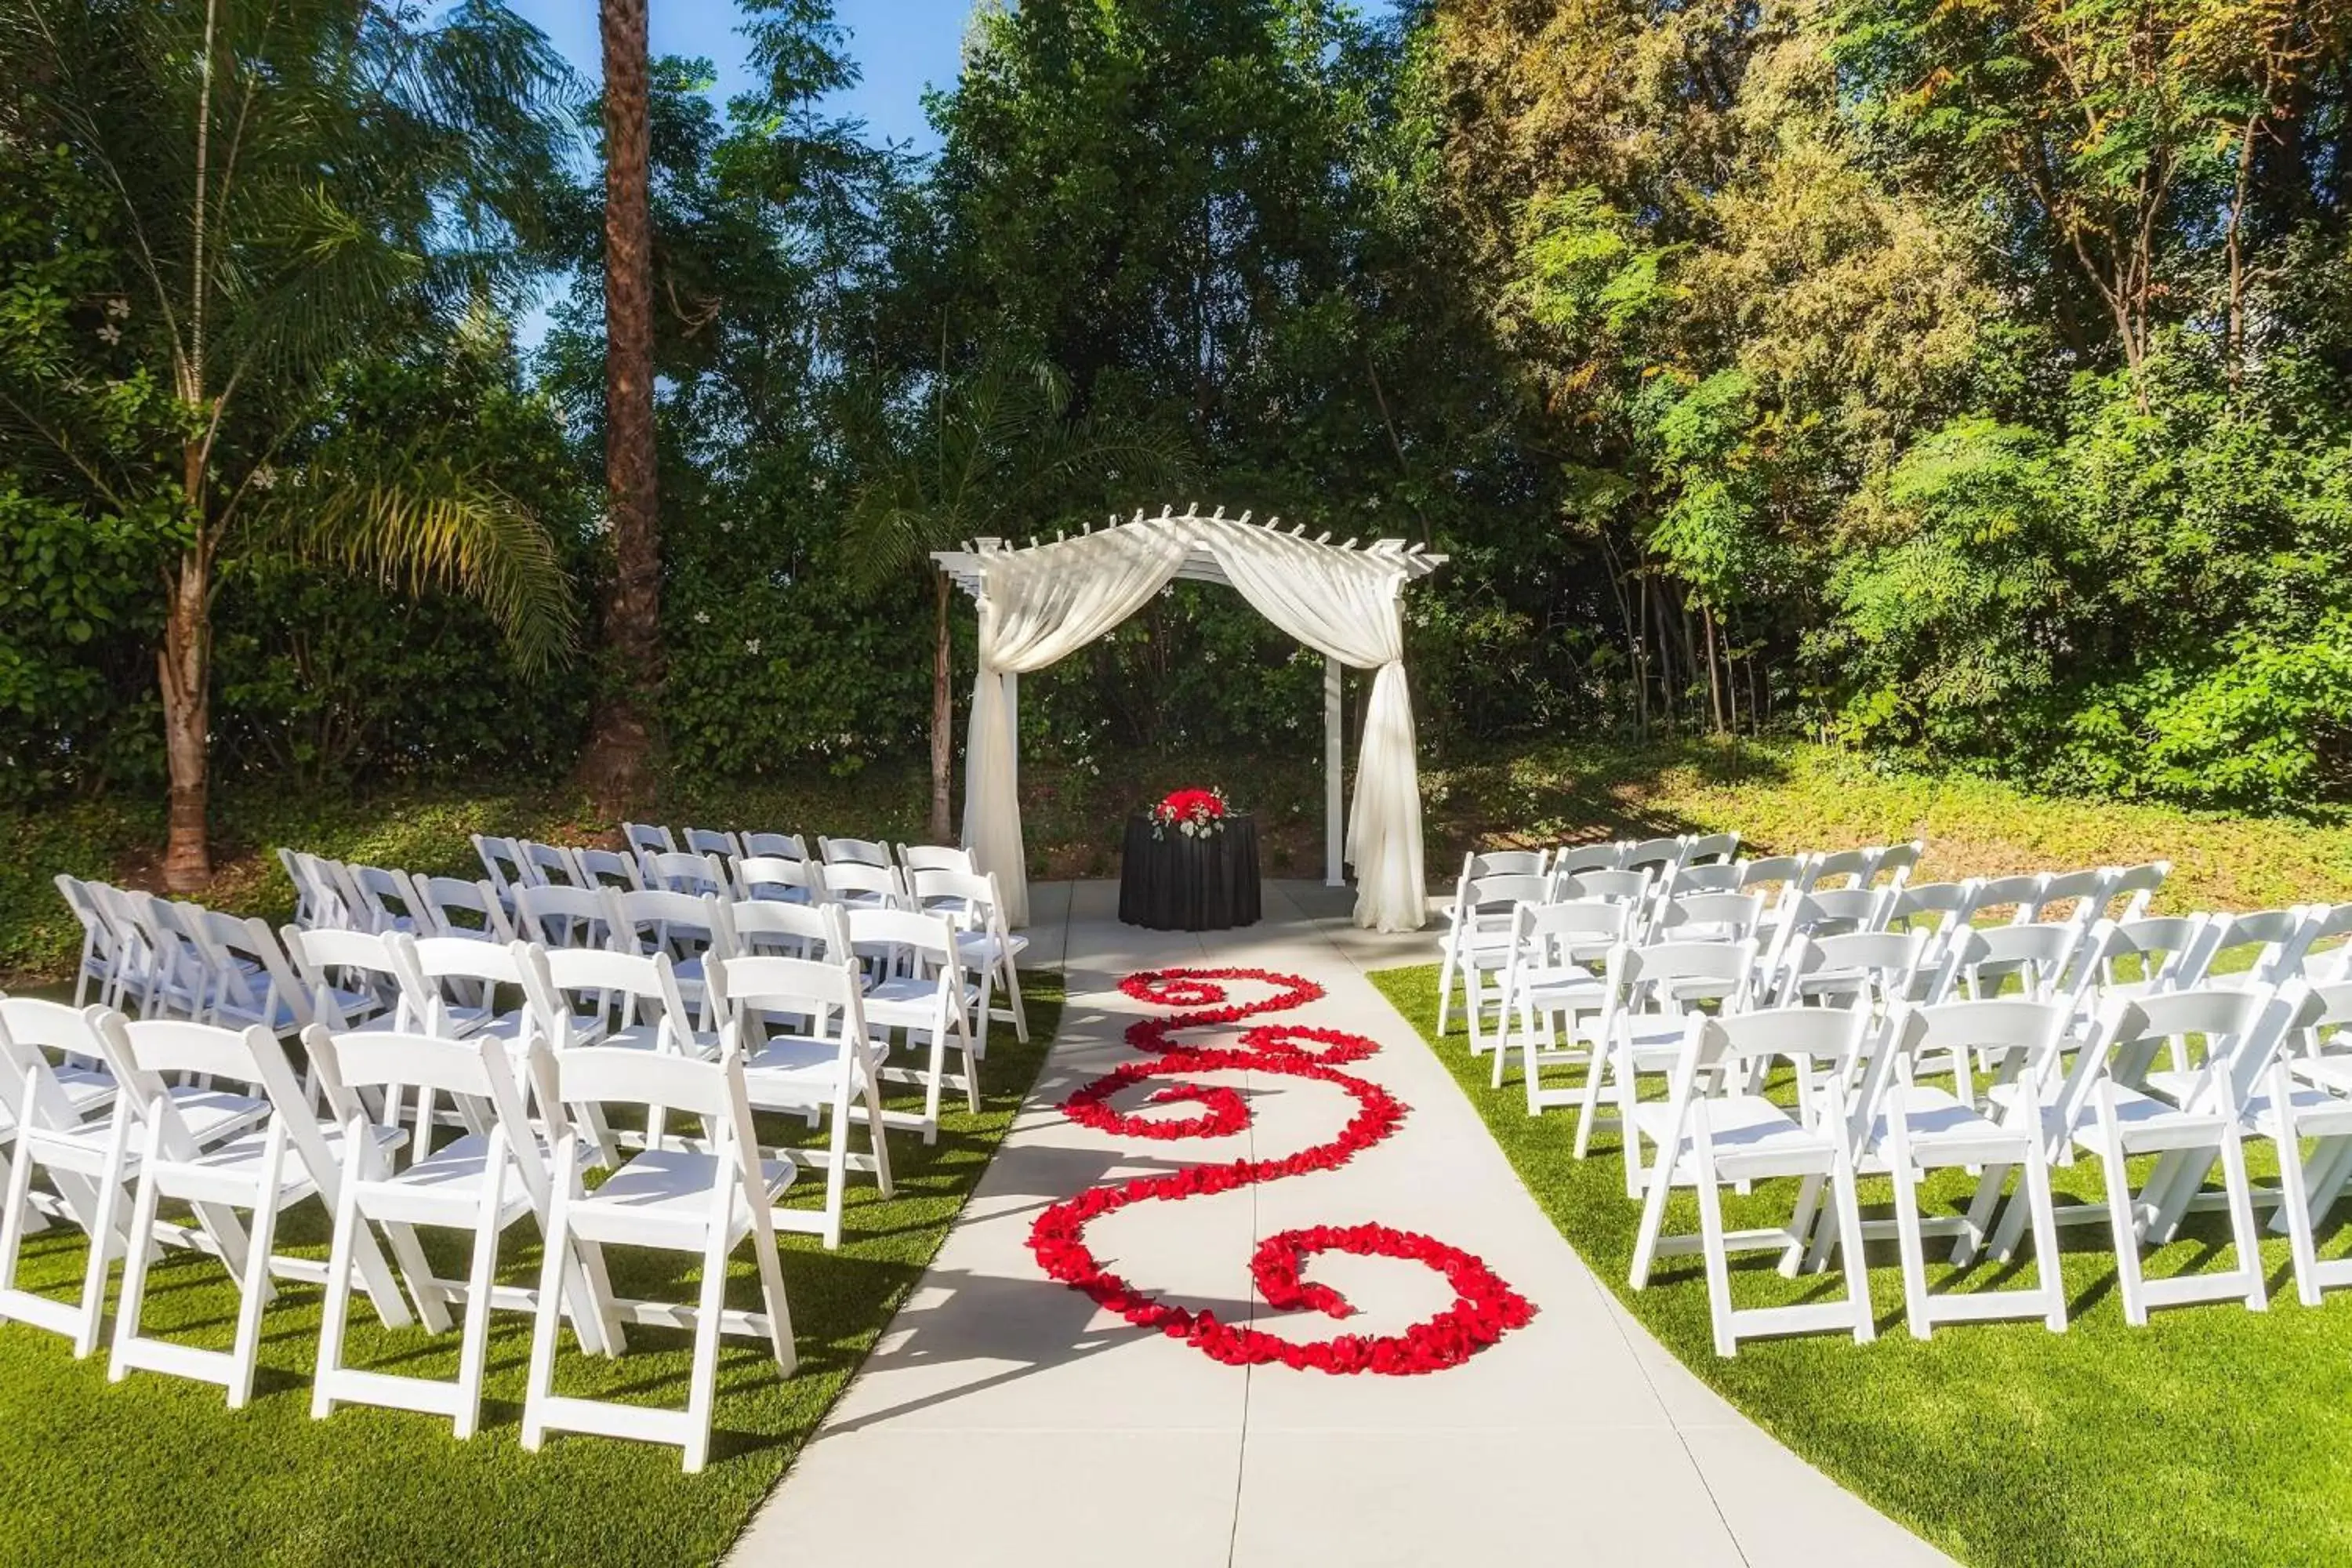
[0,978,1062,1568]
[1370,964,2352,1568]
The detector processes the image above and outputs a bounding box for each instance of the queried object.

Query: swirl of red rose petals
[1029,966,1535,1374]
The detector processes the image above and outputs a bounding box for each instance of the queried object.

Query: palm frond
[265,456,580,673]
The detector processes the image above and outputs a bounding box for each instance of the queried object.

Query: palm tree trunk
[159,515,212,891]
[930,571,953,842]
[581,0,662,815]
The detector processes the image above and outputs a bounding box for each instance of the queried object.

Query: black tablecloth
[1118,813,1261,931]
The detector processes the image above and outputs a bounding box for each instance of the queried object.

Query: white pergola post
[1324,655,1345,887]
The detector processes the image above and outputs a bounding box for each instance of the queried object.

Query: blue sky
[503,0,975,153]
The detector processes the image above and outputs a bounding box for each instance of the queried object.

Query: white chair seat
[2243,1085,2352,1141]
[167,1120,399,1207]
[742,1036,879,1098]
[2069,1086,2233,1155]
[568,1146,796,1249]
[361,1131,535,1228]
[954,931,1029,966]
[1631,1096,1829,1181]
[600,1022,718,1058]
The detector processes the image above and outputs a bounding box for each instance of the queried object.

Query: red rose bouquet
[1150,786,1229,840]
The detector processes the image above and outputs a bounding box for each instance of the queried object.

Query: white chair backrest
[2095,913,2216,990]
[104,1015,303,1152]
[2031,868,2113,924]
[1784,928,1926,1004]
[638,850,728,898]
[818,836,892,869]
[1889,879,1981,935]
[736,855,825,903]
[1613,937,1760,1014]
[1677,1005,1872,1113]
[714,951,869,1042]
[394,932,530,1033]
[607,888,722,965]
[720,898,845,962]
[843,904,958,973]
[2307,902,2352,984]
[1965,874,2047,927]
[281,924,411,1029]
[1559,868,1650,907]
[897,844,977,877]
[186,907,313,1036]
[1620,836,1685,877]
[906,866,999,926]
[0,996,111,1133]
[822,861,905,907]
[1947,920,2091,1000]
[2053,986,2279,1133]
[1460,873,1554,920]
[307,1025,550,1183]
[2207,907,2318,986]
[54,873,122,977]
[2102,860,2169,923]
[1681,831,1740,866]
[522,943,698,1055]
[518,840,585,889]
[572,845,644,891]
[1653,891,1765,941]
[1809,846,1879,891]
[683,826,743,860]
[514,882,617,949]
[413,876,517,942]
[472,835,532,901]
[742,830,807,861]
[1552,842,1626,877]
[1734,853,1817,896]
[1871,840,1926,887]
[1662,862,1743,897]
[622,822,677,858]
[1512,899,1632,968]
[1867,997,2072,1123]
[1463,848,1548,880]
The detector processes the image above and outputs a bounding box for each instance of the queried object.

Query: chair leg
[1690,1126,1737,1357]
[1886,1127,1932,1338]
[2020,1146,2068,1331]
[2095,1094,2148,1327]
[452,1143,507,1440]
[1831,1150,1877,1344]
[2216,1120,2268,1313]
[227,1126,291,1410]
[681,1228,731,1475]
[108,1113,169,1384]
[1436,953,1457,1038]
[521,1150,575,1454]
[312,1139,368,1418]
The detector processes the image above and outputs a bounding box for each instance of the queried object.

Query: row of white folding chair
[511,866,1031,1051]
[623,822,808,862]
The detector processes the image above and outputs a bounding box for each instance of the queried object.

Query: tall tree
[0,0,579,887]
[583,0,663,814]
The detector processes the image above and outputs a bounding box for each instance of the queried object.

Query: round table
[1117,813,1262,931]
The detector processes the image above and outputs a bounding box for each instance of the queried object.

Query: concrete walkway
[730,880,1950,1568]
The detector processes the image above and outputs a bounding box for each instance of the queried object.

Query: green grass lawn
[1369,964,2352,1568]
[0,977,1061,1568]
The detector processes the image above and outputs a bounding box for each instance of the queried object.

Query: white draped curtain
[961,521,1192,927]
[958,515,1429,934]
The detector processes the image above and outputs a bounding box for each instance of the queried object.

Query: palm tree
[581,0,662,815]
[840,354,1190,842]
[0,0,579,889]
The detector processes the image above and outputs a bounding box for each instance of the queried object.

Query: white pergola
[934,503,1444,931]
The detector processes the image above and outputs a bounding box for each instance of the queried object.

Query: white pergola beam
[1325,656,1345,887]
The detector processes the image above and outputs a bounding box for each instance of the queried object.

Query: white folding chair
[1661,863,1743,898]
[1620,836,1686,880]
[2264,982,2352,1301]
[1491,899,1630,1109]
[846,906,981,1140]
[307,1027,615,1436]
[1653,890,1766,946]
[607,888,725,1018]
[103,1017,411,1406]
[0,999,128,1356]
[821,860,904,910]
[720,898,844,964]
[1436,871,1552,1048]
[1870,840,1926,888]
[54,875,129,1007]
[1807,846,1881,891]
[1773,928,1927,1015]
[521,1043,797,1472]
[1735,852,1819,899]
[1627,1007,1876,1357]
[518,945,703,1168]
[1887,879,1983,943]
[1991,988,2278,1325]
[1576,938,1761,1173]
[347,864,426,935]
[2202,908,2320,991]
[2029,868,2114,924]
[184,909,316,1040]
[281,924,410,1033]
[1824,999,2071,1337]
[713,948,895,1250]
[908,866,1030,1046]
[1965,873,2049,927]
[394,932,536,1046]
